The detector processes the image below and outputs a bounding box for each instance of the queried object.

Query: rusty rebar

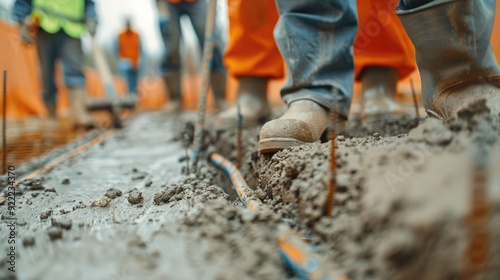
[236,102,243,169]
[410,78,420,120]
[463,152,492,278]
[325,109,338,217]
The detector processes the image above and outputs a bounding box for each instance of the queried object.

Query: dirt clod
[23,236,35,247]
[51,218,73,230]
[91,197,111,207]
[105,188,122,199]
[48,228,63,241]
[127,189,143,205]
[40,210,53,220]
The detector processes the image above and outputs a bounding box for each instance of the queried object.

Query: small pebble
[91,197,111,207]
[61,179,70,185]
[40,210,53,220]
[51,218,72,230]
[23,236,35,247]
[48,228,63,241]
[128,190,143,205]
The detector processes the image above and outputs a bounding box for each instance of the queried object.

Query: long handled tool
[191,0,218,170]
[88,36,123,128]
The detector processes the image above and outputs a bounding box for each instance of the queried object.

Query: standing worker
[157,0,227,111]
[13,0,97,129]
[259,0,500,153]
[217,0,416,128]
[117,18,142,96]
[355,0,416,122]
[216,0,284,129]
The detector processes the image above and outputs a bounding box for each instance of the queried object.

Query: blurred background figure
[355,0,416,123]
[117,18,142,97]
[157,0,227,111]
[12,0,97,129]
[216,0,283,129]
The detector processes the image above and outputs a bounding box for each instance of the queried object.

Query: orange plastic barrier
[0,21,128,120]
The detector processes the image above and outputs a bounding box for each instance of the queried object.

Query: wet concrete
[0,101,499,279]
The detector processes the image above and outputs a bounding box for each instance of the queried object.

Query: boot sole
[258,137,306,154]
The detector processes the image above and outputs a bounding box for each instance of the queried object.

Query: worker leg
[60,32,94,128]
[162,3,182,107]
[397,0,500,120]
[259,0,358,153]
[215,0,283,129]
[35,29,59,118]
[186,0,227,107]
[355,0,416,121]
[127,69,139,95]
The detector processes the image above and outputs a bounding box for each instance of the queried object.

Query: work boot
[69,88,95,130]
[360,67,404,122]
[164,71,182,111]
[215,77,271,130]
[41,102,58,134]
[210,72,227,109]
[397,0,500,120]
[259,100,345,154]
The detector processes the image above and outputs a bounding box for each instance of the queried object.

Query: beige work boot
[164,71,183,112]
[259,100,345,154]
[360,67,404,122]
[69,88,95,130]
[215,77,271,130]
[41,102,58,136]
[210,72,227,110]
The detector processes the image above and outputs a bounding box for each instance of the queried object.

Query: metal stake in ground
[236,101,243,169]
[2,71,6,174]
[410,78,420,121]
[463,149,492,278]
[192,0,217,171]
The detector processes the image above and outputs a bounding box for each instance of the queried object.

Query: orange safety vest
[168,0,197,3]
[118,30,141,69]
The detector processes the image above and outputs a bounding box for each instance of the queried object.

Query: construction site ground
[1,102,500,280]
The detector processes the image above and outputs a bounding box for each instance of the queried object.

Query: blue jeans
[35,29,85,109]
[274,0,358,118]
[160,0,225,74]
[122,69,139,94]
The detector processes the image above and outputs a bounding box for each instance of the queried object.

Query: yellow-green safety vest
[32,0,86,39]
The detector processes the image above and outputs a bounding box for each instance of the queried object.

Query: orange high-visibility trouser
[224,0,284,79]
[224,0,416,81]
[354,0,416,80]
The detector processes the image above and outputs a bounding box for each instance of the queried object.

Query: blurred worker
[216,0,284,129]
[157,0,226,111]
[217,0,416,129]
[117,18,141,96]
[355,0,416,121]
[13,0,97,129]
[259,0,500,153]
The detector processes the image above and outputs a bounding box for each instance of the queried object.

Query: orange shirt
[118,30,141,69]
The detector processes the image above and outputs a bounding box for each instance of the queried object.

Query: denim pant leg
[274,0,358,118]
[400,0,436,9]
[126,69,139,94]
[161,3,182,75]
[35,29,59,109]
[59,33,85,89]
[187,0,226,73]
